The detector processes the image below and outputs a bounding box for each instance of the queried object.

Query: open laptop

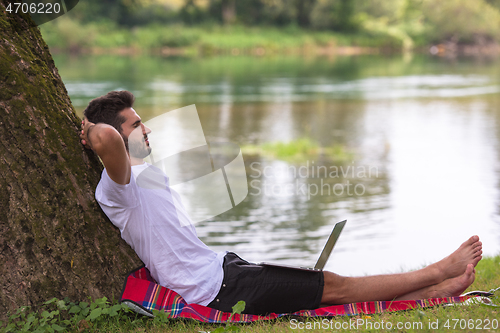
[260,220,347,272]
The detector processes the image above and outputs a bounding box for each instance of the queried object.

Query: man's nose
[142,124,152,134]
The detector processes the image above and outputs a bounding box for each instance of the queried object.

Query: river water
[54,53,500,276]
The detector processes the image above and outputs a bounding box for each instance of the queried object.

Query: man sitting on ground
[80,90,483,315]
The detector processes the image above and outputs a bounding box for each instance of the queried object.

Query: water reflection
[56,54,500,275]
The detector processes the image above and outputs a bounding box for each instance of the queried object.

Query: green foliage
[348,0,423,50]
[1,296,131,333]
[229,300,246,321]
[420,0,500,43]
[151,308,171,324]
[212,300,246,333]
[37,0,500,51]
[262,138,320,160]
[71,0,144,26]
[0,298,247,332]
[310,0,500,49]
[38,17,98,50]
[37,0,500,53]
[310,0,358,32]
[41,23,353,52]
[242,138,354,163]
[40,20,202,50]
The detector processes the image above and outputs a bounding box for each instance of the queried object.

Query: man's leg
[321,236,482,304]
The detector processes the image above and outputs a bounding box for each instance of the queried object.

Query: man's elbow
[92,126,125,156]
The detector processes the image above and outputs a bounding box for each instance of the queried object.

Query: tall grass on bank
[39,19,401,54]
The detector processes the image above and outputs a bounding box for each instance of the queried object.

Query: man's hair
[83,90,135,135]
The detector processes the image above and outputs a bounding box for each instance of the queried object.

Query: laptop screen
[314,220,347,270]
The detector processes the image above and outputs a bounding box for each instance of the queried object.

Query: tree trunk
[0,0,141,319]
[221,0,236,25]
[296,0,316,28]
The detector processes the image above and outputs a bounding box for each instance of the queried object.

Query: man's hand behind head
[80,117,96,150]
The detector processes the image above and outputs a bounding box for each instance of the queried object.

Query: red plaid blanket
[120,266,471,323]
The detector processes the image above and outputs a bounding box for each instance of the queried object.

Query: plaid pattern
[120,266,472,323]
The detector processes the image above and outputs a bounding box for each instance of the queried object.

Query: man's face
[119,107,152,159]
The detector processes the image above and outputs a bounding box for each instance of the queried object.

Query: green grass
[2,255,499,332]
[39,19,401,55]
[242,138,354,164]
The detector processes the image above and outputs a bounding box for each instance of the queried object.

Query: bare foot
[429,264,475,298]
[432,236,482,282]
[396,264,475,301]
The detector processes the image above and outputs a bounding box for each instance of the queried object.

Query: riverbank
[39,19,500,57]
[39,20,387,56]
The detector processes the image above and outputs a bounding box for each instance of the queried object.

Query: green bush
[40,17,98,50]
[1,296,131,333]
[421,0,500,43]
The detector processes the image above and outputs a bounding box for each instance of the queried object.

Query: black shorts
[207,252,324,315]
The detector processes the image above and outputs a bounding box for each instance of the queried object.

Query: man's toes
[462,236,479,249]
[469,235,479,244]
[471,255,482,267]
[472,241,482,250]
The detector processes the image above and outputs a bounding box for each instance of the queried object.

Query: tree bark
[221,0,236,25]
[0,0,141,319]
[296,0,316,28]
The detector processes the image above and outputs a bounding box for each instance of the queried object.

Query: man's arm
[80,118,131,185]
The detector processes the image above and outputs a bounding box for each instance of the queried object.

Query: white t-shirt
[95,163,225,306]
